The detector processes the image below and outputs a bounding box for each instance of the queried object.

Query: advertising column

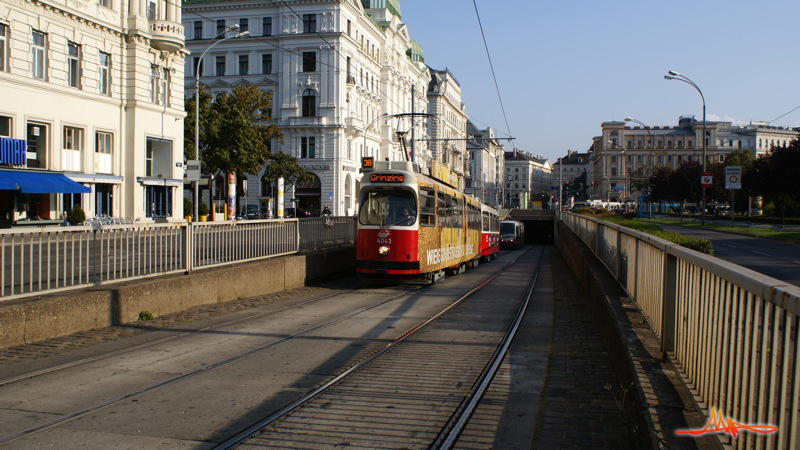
[227,173,236,220]
[277,177,284,218]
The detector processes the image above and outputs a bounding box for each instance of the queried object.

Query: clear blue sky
[401,0,800,162]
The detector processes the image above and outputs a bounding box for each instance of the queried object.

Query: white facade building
[551,150,590,199]
[0,0,186,225]
[465,120,504,208]
[503,151,552,209]
[183,0,430,217]
[591,116,799,202]
[426,67,467,185]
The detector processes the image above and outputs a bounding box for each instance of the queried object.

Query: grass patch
[579,214,714,255]
[644,218,800,243]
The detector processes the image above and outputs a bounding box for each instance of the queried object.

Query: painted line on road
[751,251,771,257]
[793,261,800,266]
[721,244,738,248]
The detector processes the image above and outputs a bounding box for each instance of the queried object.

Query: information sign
[186,160,201,182]
[725,166,741,190]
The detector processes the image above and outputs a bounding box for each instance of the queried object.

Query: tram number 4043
[377,237,392,244]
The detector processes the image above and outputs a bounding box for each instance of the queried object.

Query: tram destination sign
[369,173,405,183]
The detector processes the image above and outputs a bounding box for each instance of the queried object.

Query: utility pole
[410,84,415,163]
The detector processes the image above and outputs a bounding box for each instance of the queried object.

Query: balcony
[149,20,184,52]
[288,116,326,127]
[345,117,364,132]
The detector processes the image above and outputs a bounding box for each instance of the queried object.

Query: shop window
[145,185,172,218]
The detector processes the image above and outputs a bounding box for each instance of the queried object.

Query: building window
[62,126,83,172]
[0,23,8,72]
[239,18,248,33]
[146,0,156,20]
[150,66,169,105]
[145,137,171,178]
[261,54,272,74]
[193,57,201,77]
[26,122,48,168]
[98,51,111,95]
[0,115,10,137]
[217,20,226,35]
[303,14,316,33]
[194,21,203,39]
[215,55,225,76]
[302,51,316,72]
[262,17,272,36]
[95,131,113,174]
[238,54,248,75]
[97,0,112,8]
[67,42,81,89]
[301,89,316,117]
[32,31,47,80]
[301,136,315,158]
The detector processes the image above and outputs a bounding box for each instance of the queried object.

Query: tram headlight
[378,245,390,256]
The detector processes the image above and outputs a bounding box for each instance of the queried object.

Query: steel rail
[215,247,537,450]
[435,246,543,449]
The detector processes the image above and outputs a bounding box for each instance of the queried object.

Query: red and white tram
[356,160,486,282]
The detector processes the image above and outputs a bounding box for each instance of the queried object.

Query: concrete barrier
[0,247,354,349]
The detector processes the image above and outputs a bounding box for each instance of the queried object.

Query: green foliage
[198,203,209,216]
[66,207,86,225]
[185,84,283,179]
[261,152,314,189]
[138,310,155,321]
[749,140,800,223]
[183,197,193,215]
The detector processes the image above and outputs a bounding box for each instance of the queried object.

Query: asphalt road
[659,224,800,287]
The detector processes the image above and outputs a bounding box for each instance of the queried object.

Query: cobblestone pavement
[534,253,633,448]
[0,285,327,365]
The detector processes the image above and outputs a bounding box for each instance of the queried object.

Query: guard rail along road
[0,217,356,302]
[559,210,800,449]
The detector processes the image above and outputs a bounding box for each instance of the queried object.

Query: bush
[198,203,209,216]
[66,207,86,225]
[592,213,714,255]
[138,310,155,321]
[183,198,193,215]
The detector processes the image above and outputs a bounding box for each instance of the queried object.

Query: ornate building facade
[465,120,504,208]
[426,67,467,185]
[183,0,430,216]
[0,0,186,224]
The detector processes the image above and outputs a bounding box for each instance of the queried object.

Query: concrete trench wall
[0,248,354,350]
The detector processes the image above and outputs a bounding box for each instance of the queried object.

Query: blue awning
[0,170,92,194]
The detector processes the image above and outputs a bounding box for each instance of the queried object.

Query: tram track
[0,283,428,446]
[216,246,543,449]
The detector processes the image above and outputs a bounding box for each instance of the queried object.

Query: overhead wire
[769,104,800,125]
[471,0,515,150]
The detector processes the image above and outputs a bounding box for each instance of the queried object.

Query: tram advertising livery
[356,160,499,283]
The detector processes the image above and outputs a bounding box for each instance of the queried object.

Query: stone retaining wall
[0,248,354,349]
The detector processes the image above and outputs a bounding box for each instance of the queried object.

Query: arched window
[302,89,316,117]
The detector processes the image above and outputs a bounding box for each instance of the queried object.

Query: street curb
[555,222,722,450]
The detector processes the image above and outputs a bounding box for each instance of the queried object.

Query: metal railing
[0,217,355,302]
[560,211,800,448]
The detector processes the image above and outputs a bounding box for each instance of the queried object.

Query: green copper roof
[406,40,424,63]
[362,0,401,19]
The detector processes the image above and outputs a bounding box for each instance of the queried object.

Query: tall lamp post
[664,70,706,225]
[625,117,653,218]
[608,140,628,206]
[193,24,249,221]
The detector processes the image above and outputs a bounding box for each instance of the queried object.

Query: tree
[707,149,755,214]
[750,140,800,224]
[261,152,313,190]
[183,85,219,166]
[201,84,282,178]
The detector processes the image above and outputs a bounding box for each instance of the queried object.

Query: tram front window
[359,190,417,227]
[500,222,517,239]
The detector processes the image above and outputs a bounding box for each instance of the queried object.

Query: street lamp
[624,117,653,218]
[608,140,628,206]
[193,24,249,221]
[664,70,706,225]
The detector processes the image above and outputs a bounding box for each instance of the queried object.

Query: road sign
[701,172,712,188]
[186,160,201,182]
[725,166,741,190]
